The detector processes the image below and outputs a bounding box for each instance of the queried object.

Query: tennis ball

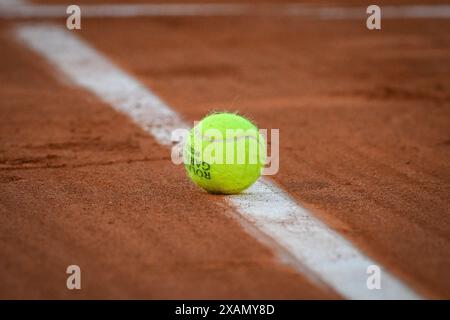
[184,112,266,194]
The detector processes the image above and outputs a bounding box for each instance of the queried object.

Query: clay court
[0,0,449,299]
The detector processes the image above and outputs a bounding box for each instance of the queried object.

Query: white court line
[15,24,423,299]
[0,0,26,6]
[2,4,450,19]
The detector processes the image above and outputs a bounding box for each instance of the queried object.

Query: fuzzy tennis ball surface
[184,112,266,194]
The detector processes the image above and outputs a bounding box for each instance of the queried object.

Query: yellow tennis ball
[184,112,266,194]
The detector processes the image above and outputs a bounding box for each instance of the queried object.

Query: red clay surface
[30,0,450,4]
[1,4,450,299]
[0,22,337,298]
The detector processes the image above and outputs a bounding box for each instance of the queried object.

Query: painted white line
[2,4,256,18]
[2,4,450,19]
[15,24,423,299]
[17,25,186,145]
[381,5,450,18]
[230,179,422,299]
[0,0,26,6]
